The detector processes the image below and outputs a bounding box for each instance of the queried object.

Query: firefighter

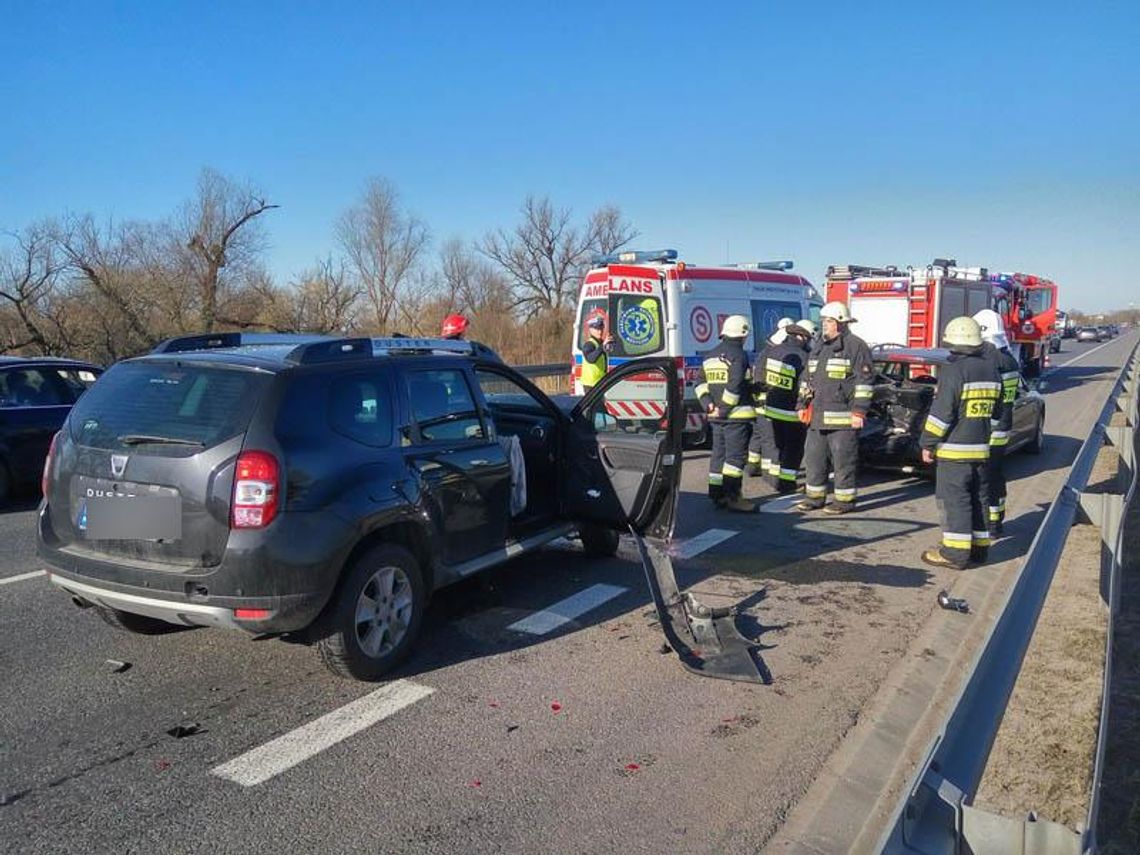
[747,318,794,479]
[441,313,470,340]
[919,316,1005,569]
[764,319,815,494]
[695,315,756,512]
[796,302,874,514]
[973,308,1021,536]
[580,315,613,394]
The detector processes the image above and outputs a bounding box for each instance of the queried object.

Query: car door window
[330,375,393,447]
[0,367,67,407]
[474,370,550,415]
[406,368,485,443]
[581,368,669,436]
[53,368,101,403]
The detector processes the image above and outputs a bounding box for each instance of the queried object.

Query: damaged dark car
[859,347,1046,474]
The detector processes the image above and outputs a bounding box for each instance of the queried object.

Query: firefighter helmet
[788,319,817,338]
[820,302,855,323]
[943,316,983,348]
[972,309,1010,350]
[721,315,750,339]
[441,313,470,339]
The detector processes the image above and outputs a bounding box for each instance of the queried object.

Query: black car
[859,347,1045,473]
[37,334,700,681]
[0,356,102,503]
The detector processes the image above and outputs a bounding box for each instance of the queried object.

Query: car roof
[136,333,498,371]
[871,346,952,365]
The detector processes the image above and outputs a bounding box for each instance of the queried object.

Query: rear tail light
[234,608,271,620]
[231,450,279,529]
[674,356,687,392]
[41,431,60,497]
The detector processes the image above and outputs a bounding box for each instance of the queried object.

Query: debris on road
[937,590,970,613]
[154,758,171,772]
[550,701,563,714]
[105,659,132,673]
[165,723,204,739]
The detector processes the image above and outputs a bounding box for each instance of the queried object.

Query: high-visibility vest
[581,337,607,387]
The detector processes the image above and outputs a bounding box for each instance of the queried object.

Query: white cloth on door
[498,434,527,517]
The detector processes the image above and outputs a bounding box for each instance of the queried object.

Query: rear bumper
[37,504,348,633]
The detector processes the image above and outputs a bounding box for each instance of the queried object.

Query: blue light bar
[591,248,678,266]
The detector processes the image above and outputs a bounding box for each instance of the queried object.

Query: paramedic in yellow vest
[695,315,757,513]
[580,315,613,394]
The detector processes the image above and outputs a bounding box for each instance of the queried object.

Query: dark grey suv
[38,334,686,680]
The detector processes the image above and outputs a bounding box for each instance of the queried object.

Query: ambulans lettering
[582,278,656,299]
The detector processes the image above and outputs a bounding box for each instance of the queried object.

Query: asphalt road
[0,333,1133,855]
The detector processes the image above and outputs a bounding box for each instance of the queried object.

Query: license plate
[76,478,182,541]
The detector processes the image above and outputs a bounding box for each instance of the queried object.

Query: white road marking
[759,495,803,514]
[507,583,628,635]
[673,528,739,558]
[0,570,46,586]
[211,679,435,787]
[1058,337,1120,368]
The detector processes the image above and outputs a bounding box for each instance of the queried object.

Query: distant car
[0,357,102,503]
[1048,330,1062,353]
[1097,325,1112,341]
[1076,327,1099,342]
[859,347,1045,474]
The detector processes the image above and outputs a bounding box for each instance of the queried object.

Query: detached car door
[561,358,682,540]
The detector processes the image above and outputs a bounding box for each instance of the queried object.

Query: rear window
[69,361,271,451]
[577,294,664,357]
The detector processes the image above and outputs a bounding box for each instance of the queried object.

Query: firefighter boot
[723,495,756,513]
[822,501,856,515]
[969,547,989,566]
[921,548,967,570]
[795,498,825,512]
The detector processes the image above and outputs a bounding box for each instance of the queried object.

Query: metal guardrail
[878,341,1140,854]
[514,362,570,380]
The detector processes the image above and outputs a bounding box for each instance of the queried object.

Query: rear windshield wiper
[117,434,205,447]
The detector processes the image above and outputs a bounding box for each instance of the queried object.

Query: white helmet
[788,319,817,338]
[721,314,750,339]
[944,316,983,348]
[972,308,1010,350]
[777,317,794,329]
[820,301,855,323]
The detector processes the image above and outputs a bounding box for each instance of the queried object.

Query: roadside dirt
[972,440,1119,828]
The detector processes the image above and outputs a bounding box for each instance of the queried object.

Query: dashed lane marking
[0,570,46,586]
[673,528,740,558]
[1057,337,1122,368]
[211,679,435,787]
[507,583,628,635]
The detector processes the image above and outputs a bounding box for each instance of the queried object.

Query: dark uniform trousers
[987,447,1006,528]
[803,429,859,505]
[747,409,777,477]
[936,460,991,568]
[772,421,807,492]
[710,420,752,501]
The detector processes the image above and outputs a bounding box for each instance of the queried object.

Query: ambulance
[571,249,822,441]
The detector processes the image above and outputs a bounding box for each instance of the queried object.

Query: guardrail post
[1105,424,1135,484]
[1079,492,1125,558]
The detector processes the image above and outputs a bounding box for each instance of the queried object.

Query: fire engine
[823,259,1058,376]
[572,249,822,441]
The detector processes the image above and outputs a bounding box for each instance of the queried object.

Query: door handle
[470,459,491,467]
[530,425,546,441]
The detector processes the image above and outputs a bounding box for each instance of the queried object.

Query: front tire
[1028,413,1046,454]
[317,544,426,681]
[578,523,620,557]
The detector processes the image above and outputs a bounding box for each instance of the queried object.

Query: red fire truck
[823,259,1058,376]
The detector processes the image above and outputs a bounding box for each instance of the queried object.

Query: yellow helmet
[820,301,855,323]
[721,315,750,339]
[943,316,983,348]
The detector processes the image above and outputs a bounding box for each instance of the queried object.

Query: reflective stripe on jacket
[580,335,607,387]
[800,330,874,430]
[696,339,756,421]
[919,349,1005,462]
[980,341,1021,446]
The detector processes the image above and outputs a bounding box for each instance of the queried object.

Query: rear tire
[94,605,184,635]
[578,523,620,557]
[317,543,426,681]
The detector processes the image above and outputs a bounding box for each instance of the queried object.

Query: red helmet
[441,313,469,339]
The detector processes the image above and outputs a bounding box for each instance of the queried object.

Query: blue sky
[2,1,1137,311]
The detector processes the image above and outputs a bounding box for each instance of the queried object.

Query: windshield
[1027,288,1054,316]
[69,361,271,452]
[577,294,664,357]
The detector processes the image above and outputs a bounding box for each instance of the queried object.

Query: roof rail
[724,260,795,271]
[284,336,479,365]
[826,264,903,280]
[151,332,331,355]
[590,248,678,266]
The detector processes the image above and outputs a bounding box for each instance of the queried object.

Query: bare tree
[336,178,430,333]
[0,223,65,353]
[478,196,638,316]
[181,168,278,332]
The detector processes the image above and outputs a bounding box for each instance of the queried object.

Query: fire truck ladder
[908,280,931,349]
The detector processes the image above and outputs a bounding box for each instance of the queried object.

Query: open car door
[565,359,765,684]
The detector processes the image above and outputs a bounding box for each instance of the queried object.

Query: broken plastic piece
[105,659,131,673]
[166,723,204,739]
[550,701,563,714]
[624,763,640,772]
[937,590,970,613]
